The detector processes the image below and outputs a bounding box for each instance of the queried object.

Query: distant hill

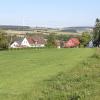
[61,27,93,33]
[0,25,94,34]
[0,25,31,31]
[0,25,58,32]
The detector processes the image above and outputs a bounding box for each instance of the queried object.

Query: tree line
[0,31,8,50]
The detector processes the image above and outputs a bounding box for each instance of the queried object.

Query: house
[10,37,45,48]
[64,38,80,48]
[32,36,45,47]
[10,38,24,48]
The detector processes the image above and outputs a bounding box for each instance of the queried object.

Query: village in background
[0,18,100,49]
[0,26,93,49]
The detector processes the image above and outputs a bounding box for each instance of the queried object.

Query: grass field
[0,48,99,100]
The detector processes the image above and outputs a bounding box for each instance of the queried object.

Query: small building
[88,40,94,48]
[32,36,45,47]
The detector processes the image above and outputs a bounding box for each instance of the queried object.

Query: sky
[0,0,100,27]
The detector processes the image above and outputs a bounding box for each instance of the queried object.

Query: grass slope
[0,48,95,100]
[38,49,100,100]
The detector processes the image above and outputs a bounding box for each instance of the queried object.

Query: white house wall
[21,38,31,47]
[10,42,19,48]
[35,44,45,47]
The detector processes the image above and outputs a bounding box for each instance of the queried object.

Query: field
[0,48,99,100]
[5,29,80,36]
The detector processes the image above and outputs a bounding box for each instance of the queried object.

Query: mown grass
[0,48,97,100]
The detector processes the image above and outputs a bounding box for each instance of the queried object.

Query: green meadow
[0,48,99,100]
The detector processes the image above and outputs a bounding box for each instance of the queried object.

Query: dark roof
[15,37,24,45]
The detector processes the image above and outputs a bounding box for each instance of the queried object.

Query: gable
[21,38,30,46]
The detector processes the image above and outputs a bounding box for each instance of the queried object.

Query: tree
[46,33,56,48]
[93,18,100,47]
[0,31,8,50]
[57,34,71,41]
[79,32,91,47]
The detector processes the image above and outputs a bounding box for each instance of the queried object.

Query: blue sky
[0,0,100,27]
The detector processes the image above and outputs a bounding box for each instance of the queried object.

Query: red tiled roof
[27,37,35,44]
[27,36,45,45]
[65,38,80,48]
[32,36,45,44]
